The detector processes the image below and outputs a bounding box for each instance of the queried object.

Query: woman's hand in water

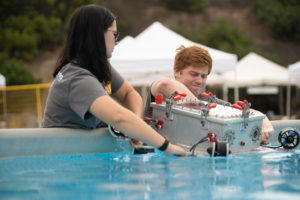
[164,143,188,156]
[130,139,143,148]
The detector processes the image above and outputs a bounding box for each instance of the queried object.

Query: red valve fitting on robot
[155,94,163,104]
[208,132,217,143]
[144,118,164,129]
[155,119,164,129]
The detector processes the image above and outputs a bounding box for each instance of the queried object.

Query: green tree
[253,0,300,42]
[1,15,61,61]
[159,0,209,13]
[171,19,282,64]
[0,0,96,85]
[117,19,130,39]
[0,53,41,85]
[192,19,254,59]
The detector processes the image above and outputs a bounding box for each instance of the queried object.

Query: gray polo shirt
[41,63,124,129]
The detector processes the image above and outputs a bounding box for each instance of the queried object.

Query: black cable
[190,136,209,156]
[260,145,283,149]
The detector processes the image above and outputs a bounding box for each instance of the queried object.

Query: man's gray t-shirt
[143,84,232,118]
[41,63,124,129]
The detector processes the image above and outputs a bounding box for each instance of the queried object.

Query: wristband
[158,138,169,151]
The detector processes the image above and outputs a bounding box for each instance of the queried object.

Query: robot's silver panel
[151,101,265,155]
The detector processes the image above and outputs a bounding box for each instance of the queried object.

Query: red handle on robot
[209,103,217,108]
[173,95,181,101]
[233,104,242,110]
[201,92,213,98]
[174,91,187,97]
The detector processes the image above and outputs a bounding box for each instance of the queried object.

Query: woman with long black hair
[41,4,187,156]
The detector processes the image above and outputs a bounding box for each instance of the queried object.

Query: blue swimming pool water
[1,149,300,200]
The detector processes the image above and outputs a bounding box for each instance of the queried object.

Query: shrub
[0,0,96,85]
[0,53,41,85]
[253,0,300,42]
[159,0,209,13]
[192,19,254,59]
[117,19,130,38]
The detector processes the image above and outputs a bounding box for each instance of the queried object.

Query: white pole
[296,86,299,108]
[3,88,7,125]
[141,85,148,103]
[1,86,7,128]
[223,84,228,102]
[234,67,239,102]
[286,82,291,119]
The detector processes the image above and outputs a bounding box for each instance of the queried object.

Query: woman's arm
[111,80,143,118]
[111,81,144,148]
[89,95,187,155]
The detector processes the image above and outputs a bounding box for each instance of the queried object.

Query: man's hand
[261,116,275,143]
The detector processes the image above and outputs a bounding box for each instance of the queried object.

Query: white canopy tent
[288,61,300,86]
[121,69,225,87]
[110,21,237,87]
[288,61,300,118]
[0,73,5,87]
[222,52,291,87]
[0,73,6,126]
[222,52,297,117]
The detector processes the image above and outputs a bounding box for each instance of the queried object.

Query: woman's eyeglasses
[107,29,120,42]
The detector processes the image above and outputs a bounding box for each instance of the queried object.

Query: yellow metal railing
[0,83,51,128]
[0,83,148,128]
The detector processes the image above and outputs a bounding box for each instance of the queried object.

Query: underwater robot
[108,92,299,157]
[143,92,299,157]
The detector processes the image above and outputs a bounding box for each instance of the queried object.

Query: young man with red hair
[144,45,274,143]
